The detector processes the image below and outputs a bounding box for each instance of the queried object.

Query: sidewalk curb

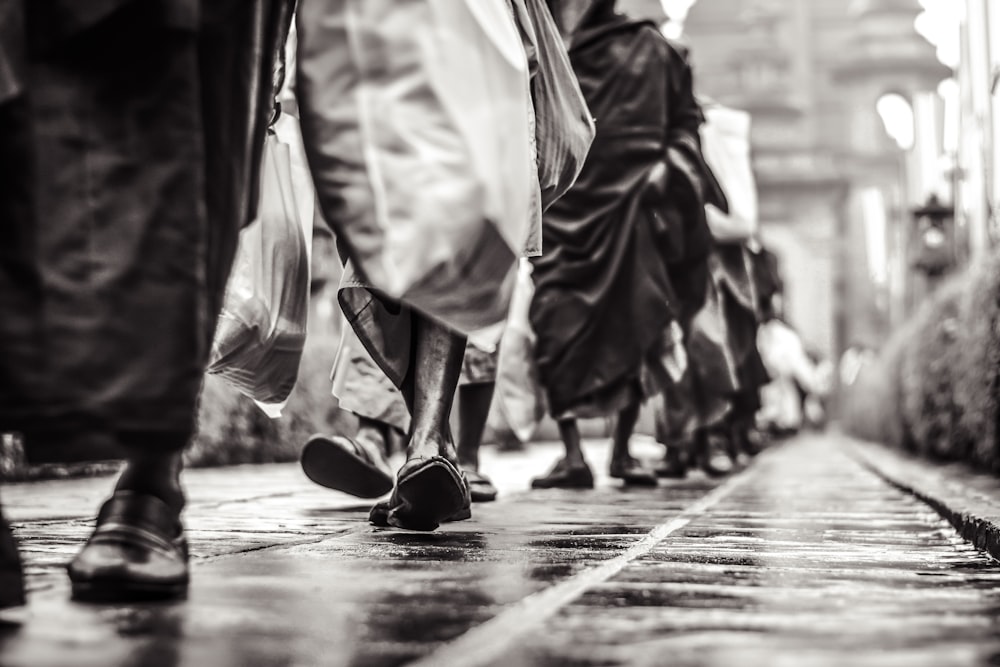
[847,438,1000,560]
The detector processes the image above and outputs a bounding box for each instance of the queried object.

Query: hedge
[842,251,1000,471]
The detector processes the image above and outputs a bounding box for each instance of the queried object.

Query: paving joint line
[408,451,768,667]
[193,528,361,563]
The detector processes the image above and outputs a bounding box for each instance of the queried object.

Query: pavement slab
[2,434,1000,666]
[849,435,1000,561]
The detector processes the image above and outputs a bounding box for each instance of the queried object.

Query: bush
[842,252,1000,472]
[896,276,965,460]
[841,317,910,448]
[952,252,1000,471]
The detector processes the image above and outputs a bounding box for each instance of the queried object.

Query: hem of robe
[3,417,192,464]
[336,244,518,397]
[547,320,676,421]
[330,315,412,433]
[550,374,640,422]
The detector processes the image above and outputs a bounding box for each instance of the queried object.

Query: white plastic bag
[296,0,537,333]
[495,259,546,443]
[209,134,313,416]
[700,104,758,242]
[511,0,595,211]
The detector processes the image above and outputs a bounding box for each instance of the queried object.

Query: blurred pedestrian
[529,0,713,489]
[626,46,738,480]
[754,256,828,437]
[0,0,292,604]
[691,102,775,463]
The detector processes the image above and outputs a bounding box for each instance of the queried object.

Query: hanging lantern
[910,194,955,276]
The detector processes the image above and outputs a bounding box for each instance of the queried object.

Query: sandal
[531,458,594,489]
[369,495,471,526]
[654,445,689,479]
[464,469,498,503]
[698,431,734,478]
[609,457,658,487]
[371,457,471,531]
[301,434,394,498]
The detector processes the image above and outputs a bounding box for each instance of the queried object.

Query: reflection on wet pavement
[498,436,1000,667]
[4,436,1000,666]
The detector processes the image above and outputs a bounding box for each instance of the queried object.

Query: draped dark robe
[714,244,770,420]
[658,38,726,329]
[530,15,705,419]
[0,0,292,462]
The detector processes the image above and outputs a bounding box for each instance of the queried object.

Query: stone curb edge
[847,438,1000,561]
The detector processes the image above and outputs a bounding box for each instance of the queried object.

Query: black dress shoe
[0,507,26,617]
[531,458,595,489]
[68,492,188,602]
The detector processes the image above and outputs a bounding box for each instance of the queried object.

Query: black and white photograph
[1,0,997,665]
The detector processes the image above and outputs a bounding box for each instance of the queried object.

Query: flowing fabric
[529,15,696,419]
[297,0,537,344]
[331,322,500,436]
[301,0,541,406]
[0,0,291,462]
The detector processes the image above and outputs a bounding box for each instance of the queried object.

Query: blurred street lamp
[910,194,955,276]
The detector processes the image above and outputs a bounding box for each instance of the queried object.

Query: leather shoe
[68,492,188,602]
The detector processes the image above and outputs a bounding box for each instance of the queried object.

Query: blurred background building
[620,0,976,363]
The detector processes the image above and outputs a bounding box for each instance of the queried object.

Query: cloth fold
[0,0,290,462]
[529,15,689,419]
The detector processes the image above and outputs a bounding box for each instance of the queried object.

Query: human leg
[531,418,595,489]
[302,324,403,497]
[377,313,471,530]
[456,381,499,502]
[609,396,657,487]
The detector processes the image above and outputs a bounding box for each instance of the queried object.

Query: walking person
[293,0,547,531]
[0,0,292,604]
[656,97,765,479]
[529,0,715,490]
[300,332,501,512]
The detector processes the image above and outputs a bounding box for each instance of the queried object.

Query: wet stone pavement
[3,434,1000,666]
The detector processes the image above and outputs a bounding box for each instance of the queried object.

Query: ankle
[407,430,457,461]
[456,451,479,471]
[115,458,185,514]
[115,478,185,514]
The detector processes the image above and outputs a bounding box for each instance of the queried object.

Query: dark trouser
[0,1,287,462]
